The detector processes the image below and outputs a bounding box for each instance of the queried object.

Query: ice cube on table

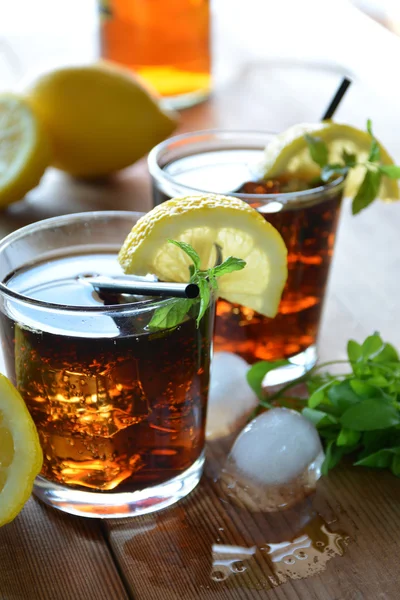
[220,408,324,512]
[206,352,259,441]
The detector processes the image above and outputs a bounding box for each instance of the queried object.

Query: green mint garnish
[379,165,400,178]
[342,149,357,167]
[366,118,381,162]
[351,169,381,215]
[246,332,400,477]
[304,134,328,168]
[147,298,194,330]
[149,240,246,330]
[305,120,400,215]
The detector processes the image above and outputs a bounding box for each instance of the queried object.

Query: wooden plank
[0,498,130,600]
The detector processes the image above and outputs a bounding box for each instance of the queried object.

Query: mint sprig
[305,120,400,215]
[247,333,400,477]
[149,240,246,329]
[304,134,328,168]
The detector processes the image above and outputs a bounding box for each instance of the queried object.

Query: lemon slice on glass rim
[261,121,399,201]
[118,194,288,318]
[0,373,43,526]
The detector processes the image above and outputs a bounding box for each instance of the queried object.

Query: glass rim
[0,210,170,314]
[147,128,346,202]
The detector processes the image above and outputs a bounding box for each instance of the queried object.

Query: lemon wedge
[0,93,51,208]
[118,194,287,317]
[0,373,43,526]
[262,121,399,201]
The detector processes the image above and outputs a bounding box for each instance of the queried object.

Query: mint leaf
[196,277,210,326]
[210,257,246,278]
[337,427,361,447]
[342,149,357,167]
[367,374,390,388]
[302,407,338,427]
[368,140,380,163]
[327,381,360,411]
[347,339,362,363]
[168,239,201,270]
[308,388,326,409]
[340,398,400,431]
[208,275,219,291]
[352,169,382,215]
[367,119,380,163]
[362,429,400,454]
[246,360,290,402]
[361,333,384,359]
[350,380,376,398]
[391,454,400,476]
[379,165,400,179]
[149,298,194,329]
[355,447,400,469]
[305,134,328,168]
[308,379,336,408]
[374,341,398,363]
[322,440,345,475]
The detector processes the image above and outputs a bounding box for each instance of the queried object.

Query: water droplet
[211,571,226,582]
[295,551,307,560]
[231,561,246,573]
[316,541,324,547]
[284,557,295,565]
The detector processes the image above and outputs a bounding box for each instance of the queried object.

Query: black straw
[321,77,352,121]
[85,276,200,299]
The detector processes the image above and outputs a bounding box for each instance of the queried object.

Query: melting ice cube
[206,352,259,441]
[220,408,324,512]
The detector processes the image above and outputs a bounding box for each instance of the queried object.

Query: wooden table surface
[2,5,400,599]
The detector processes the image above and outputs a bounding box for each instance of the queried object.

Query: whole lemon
[26,63,178,178]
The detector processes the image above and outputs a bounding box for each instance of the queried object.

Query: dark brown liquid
[215,189,343,362]
[0,253,213,492]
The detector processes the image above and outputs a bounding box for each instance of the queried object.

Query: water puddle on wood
[210,513,350,589]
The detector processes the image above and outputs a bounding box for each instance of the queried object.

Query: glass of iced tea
[149,131,345,383]
[98,0,211,109]
[0,212,214,518]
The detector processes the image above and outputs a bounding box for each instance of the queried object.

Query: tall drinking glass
[0,212,214,518]
[149,131,345,384]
